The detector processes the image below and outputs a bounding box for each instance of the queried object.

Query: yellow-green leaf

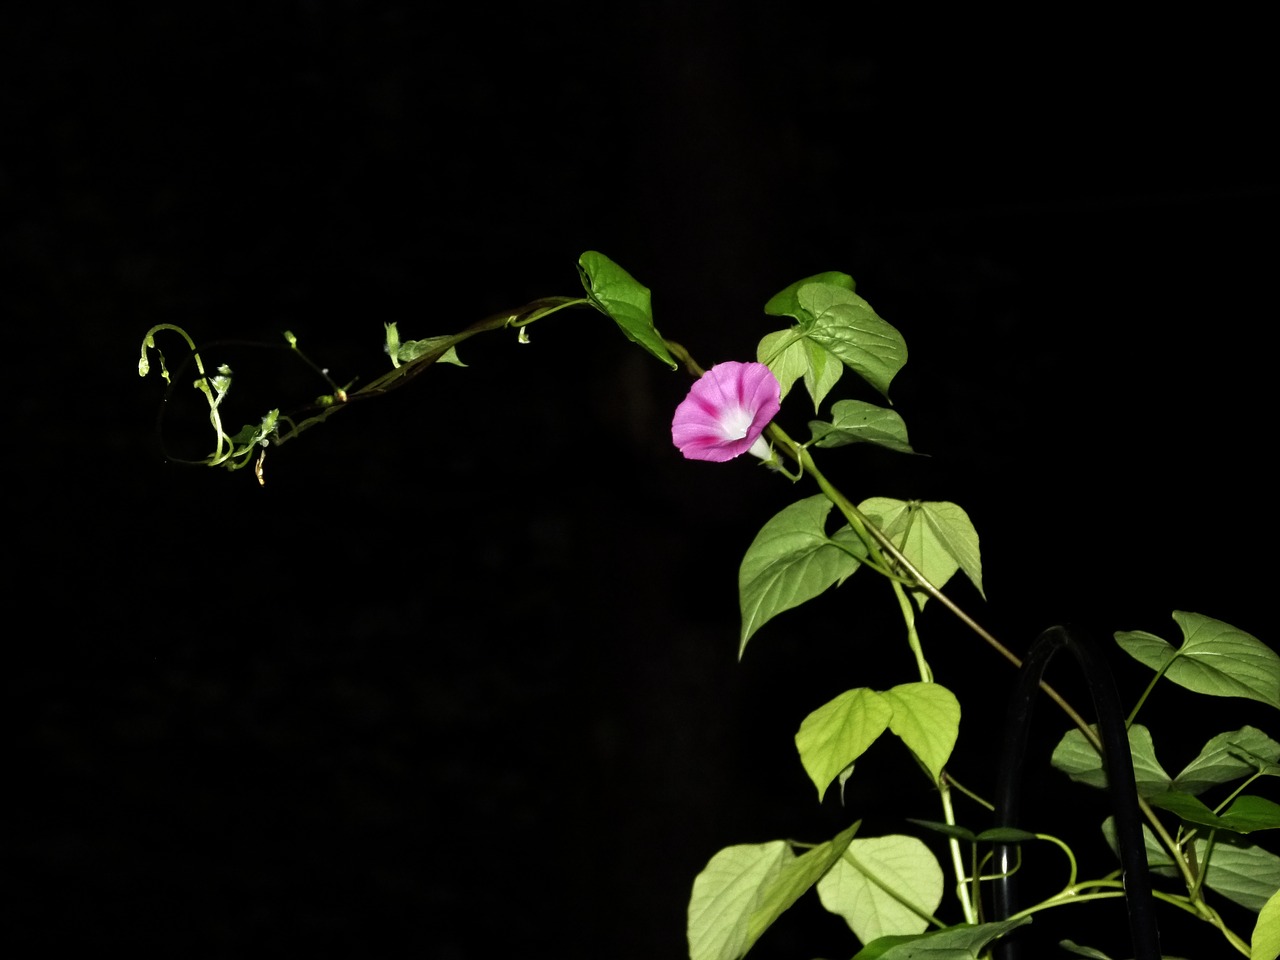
[687,822,860,960]
[1254,887,1280,960]
[739,496,867,656]
[817,835,943,943]
[796,688,894,801]
[883,683,961,785]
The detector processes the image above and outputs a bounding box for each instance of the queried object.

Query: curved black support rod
[991,625,1161,960]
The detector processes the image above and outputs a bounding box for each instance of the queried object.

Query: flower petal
[672,361,781,462]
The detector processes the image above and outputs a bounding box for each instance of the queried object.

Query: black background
[7,4,1276,958]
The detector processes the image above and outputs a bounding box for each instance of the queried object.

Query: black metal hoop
[991,625,1162,960]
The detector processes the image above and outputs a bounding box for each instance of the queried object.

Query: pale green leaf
[809,399,916,454]
[757,328,844,411]
[1174,726,1280,795]
[883,683,961,785]
[746,821,860,949]
[798,283,907,399]
[577,251,676,368]
[916,502,983,601]
[859,499,984,608]
[829,525,869,587]
[687,841,790,960]
[397,335,465,366]
[1128,822,1280,912]
[817,835,943,944]
[757,329,807,402]
[1197,837,1280,912]
[739,495,868,656]
[758,274,875,411]
[384,321,402,368]
[1227,733,1280,779]
[1049,723,1172,797]
[858,501,925,564]
[764,271,856,320]
[796,688,894,801]
[852,917,1032,960]
[802,337,845,411]
[1254,887,1280,960]
[227,409,279,447]
[1115,611,1280,709]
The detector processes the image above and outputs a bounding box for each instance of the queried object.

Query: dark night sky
[6,5,1276,958]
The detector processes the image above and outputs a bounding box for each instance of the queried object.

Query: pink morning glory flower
[671,361,781,462]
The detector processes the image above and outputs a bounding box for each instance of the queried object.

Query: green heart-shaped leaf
[577,251,676,368]
[739,495,867,655]
[1116,612,1280,709]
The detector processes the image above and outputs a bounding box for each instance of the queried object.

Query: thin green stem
[1033,832,1078,890]
[974,845,1012,884]
[1136,794,1200,897]
[972,844,983,921]
[1192,831,1217,901]
[890,578,932,683]
[1125,661,1174,727]
[939,783,979,924]
[141,325,237,466]
[1215,771,1262,813]
[942,773,994,812]
[508,296,591,327]
[1202,903,1254,957]
[269,299,593,452]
